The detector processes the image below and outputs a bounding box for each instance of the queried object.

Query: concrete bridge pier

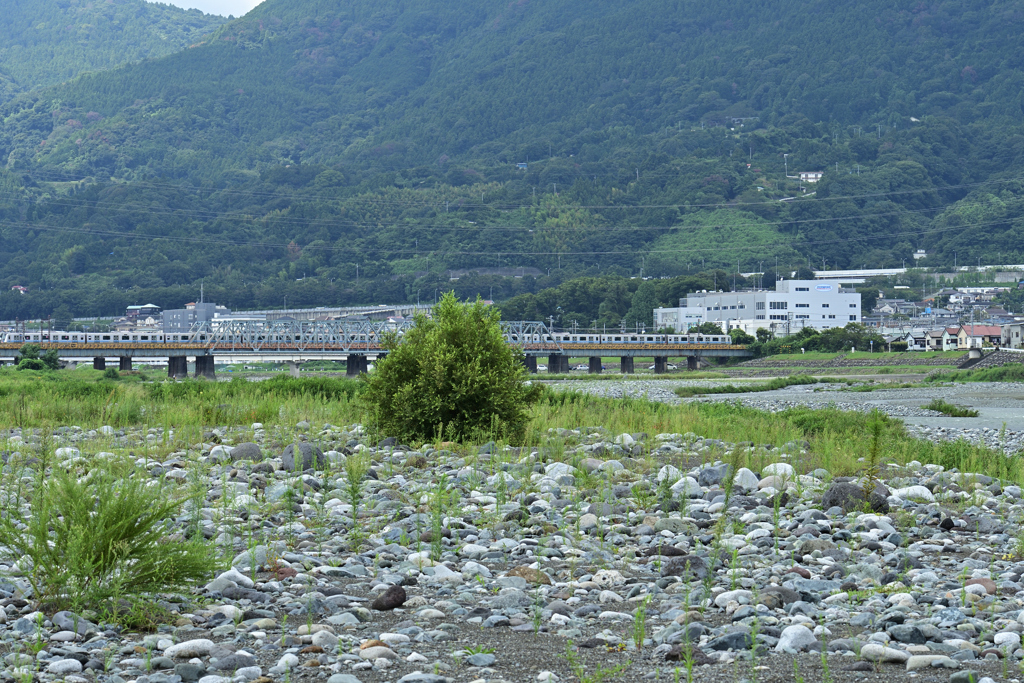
[346,355,369,377]
[620,357,634,374]
[287,361,302,378]
[588,356,602,374]
[119,357,132,372]
[969,348,983,360]
[93,357,106,371]
[523,355,538,373]
[687,356,699,371]
[195,355,216,380]
[654,356,668,374]
[548,354,569,373]
[61,360,78,370]
[167,356,188,379]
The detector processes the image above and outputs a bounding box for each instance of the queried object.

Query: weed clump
[673,375,845,398]
[924,399,980,417]
[0,455,218,620]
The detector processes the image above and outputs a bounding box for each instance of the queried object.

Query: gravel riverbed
[0,422,1020,683]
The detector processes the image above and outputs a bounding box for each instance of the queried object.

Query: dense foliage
[0,0,225,104]
[361,293,541,443]
[753,324,887,355]
[1,0,1024,317]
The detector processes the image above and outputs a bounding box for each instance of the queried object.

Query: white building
[682,280,861,335]
[653,306,705,332]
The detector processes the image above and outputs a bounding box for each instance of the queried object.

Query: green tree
[41,349,60,370]
[17,343,41,360]
[729,328,756,344]
[689,322,724,335]
[623,281,660,329]
[361,293,541,443]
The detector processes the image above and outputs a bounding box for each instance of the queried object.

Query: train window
[141,336,149,341]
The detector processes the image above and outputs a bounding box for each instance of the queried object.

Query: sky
[156,0,264,17]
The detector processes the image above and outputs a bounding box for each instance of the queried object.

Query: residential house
[984,306,1014,323]
[925,328,958,352]
[902,329,929,351]
[957,324,1003,349]
[1002,323,1024,349]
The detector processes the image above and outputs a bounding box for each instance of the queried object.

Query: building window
[738,304,745,309]
[755,315,765,320]
[769,301,787,310]
[756,302,765,310]
[795,303,809,308]
[821,304,829,308]
[849,315,857,321]
[829,315,835,319]
[795,315,809,319]
[849,304,856,308]
[795,287,809,291]
[770,314,788,320]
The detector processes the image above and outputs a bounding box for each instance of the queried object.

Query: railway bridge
[0,320,752,379]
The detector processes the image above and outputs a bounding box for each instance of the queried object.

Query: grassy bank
[756,350,966,361]
[0,369,1017,484]
[926,363,1024,383]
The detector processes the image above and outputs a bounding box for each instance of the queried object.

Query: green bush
[361,292,541,443]
[0,457,218,616]
[16,358,46,371]
[103,368,120,380]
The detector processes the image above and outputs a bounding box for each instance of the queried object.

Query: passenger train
[1,331,203,344]
[510,332,733,345]
[1,330,733,346]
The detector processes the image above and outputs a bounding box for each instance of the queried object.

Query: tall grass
[0,371,1018,483]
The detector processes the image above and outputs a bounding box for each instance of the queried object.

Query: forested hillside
[1,0,1024,320]
[0,0,226,104]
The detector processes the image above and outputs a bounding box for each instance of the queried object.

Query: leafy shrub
[0,457,218,615]
[103,368,120,380]
[361,292,541,443]
[16,344,60,370]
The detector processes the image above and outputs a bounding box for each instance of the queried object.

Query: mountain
[7,0,1024,176]
[0,0,1023,321]
[0,0,227,104]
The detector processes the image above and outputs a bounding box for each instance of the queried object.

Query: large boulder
[281,442,327,471]
[231,442,263,462]
[822,480,890,513]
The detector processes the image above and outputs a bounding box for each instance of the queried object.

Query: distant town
[6,266,1024,352]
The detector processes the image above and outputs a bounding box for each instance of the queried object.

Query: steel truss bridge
[0,320,751,378]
